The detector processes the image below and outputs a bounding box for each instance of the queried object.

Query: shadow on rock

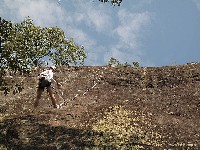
[0,115,98,150]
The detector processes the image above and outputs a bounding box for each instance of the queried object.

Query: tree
[108,57,120,66]
[0,17,86,94]
[98,0,123,6]
[108,57,140,67]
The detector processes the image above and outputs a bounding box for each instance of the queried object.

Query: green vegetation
[0,16,86,94]
[108,57,140,67]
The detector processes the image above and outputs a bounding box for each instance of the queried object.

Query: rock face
[0,63,200,149]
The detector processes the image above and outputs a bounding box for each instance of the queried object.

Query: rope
[56,67,101,108]
[57,81,98,108]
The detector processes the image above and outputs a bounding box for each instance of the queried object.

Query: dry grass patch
[84,105,166,149]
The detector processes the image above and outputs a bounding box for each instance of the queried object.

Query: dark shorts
[38,77,52,91]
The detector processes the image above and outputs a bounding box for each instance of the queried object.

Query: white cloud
[115,9,151,48]
[85,45,110,65]
[108,9,151,64]
[0,0,65,26]
[193,0,200,11]
[70,0,113,33]
[0,0,95,47]
[87,9,112,33]
[0,0,152,66]
[66,26,96,49]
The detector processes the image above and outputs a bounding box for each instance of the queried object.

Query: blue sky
[0,0,200,66]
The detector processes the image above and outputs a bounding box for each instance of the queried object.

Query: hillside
[0,63,200,149]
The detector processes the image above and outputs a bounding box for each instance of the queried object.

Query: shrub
[108,57,140,67]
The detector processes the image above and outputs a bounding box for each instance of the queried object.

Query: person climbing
[34,66,62,108]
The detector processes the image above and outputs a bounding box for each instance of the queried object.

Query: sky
[0,0,200,67]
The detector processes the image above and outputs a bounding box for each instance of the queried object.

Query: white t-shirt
[38,69,53,82]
